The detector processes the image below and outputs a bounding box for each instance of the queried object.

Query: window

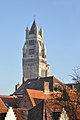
[29,40,34,46]
[29,49,34,55]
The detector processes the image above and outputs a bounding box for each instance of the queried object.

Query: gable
[5,107,16,120]
[18,91,33,109]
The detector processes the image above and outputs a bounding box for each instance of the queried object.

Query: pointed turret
[40,27,44,38]
[26,26,29,39]
[29,19,38,35]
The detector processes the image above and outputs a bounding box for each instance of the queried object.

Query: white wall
[5,107,16,120]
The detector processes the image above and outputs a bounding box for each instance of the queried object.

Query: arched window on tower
[29,40,34,46]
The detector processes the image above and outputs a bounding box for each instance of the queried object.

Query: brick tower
[22,19,50,82]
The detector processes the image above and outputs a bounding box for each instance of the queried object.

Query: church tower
[22,19,50,82]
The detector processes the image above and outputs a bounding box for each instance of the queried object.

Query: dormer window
[29,40,34,46]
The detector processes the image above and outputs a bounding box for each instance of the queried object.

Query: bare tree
[70,66,80,84]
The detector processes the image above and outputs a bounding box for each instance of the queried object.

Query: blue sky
[0,0,80,94]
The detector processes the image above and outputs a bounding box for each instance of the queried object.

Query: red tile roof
[27,89,50,99]
[27,89,51,106]
[0,95,19,108]
[0,98,8,113]
[0,95,17,98]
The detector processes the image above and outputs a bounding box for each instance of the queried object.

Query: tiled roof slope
[13,76,54,95]
[13,76,69,96]
[0,95,19,108]
[0,98,8,113]
[53,77,68,90]
[14,101,43,120]
[28,100,43,120]
[27,89,51,106]
[14,108,28,120]
[18,90,33,109]
[27,89,51,99]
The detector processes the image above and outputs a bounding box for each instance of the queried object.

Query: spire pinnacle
[29,19,37,34]
[26,25,29,31]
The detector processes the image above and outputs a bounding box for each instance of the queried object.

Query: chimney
[15,82,20,91]
[23,77,29,83]
[44,82,50,94]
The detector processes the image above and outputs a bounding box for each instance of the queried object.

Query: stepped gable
[5,107,16,120]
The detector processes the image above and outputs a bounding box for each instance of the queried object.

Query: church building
[22,19,50,82]
[0,19,79,120]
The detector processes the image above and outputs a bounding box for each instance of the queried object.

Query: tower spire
[22,20,50,82]
[29,19,37,34]
[26,25,29,39]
